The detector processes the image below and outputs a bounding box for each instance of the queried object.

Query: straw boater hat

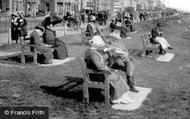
[35,25,45,32]
[11,12,17,17]
[109,30,122,40]
[89,35,105,48]
[90,15,96,22]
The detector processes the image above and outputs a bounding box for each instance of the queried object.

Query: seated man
[30,26,54,64]
[124,15,134,32]
[85,35,134,104]
[151,23,173,55]
[105,30,138,92]
[43,23,68,59]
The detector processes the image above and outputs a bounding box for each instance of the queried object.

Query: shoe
[130,86,139,93]
[168,47,173,50]
[111,99,121,104]
[160,50,166,55]
[119,100,130,104]
[119,94,135,103]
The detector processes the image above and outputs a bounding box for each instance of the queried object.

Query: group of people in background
[83,8,177,104]
[63,10,109,30]
[11,12,27,43]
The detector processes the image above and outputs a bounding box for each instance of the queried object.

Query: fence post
[8,27,12,45]
[64,22,66,36]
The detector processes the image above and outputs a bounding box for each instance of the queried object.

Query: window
[0,0,2,12]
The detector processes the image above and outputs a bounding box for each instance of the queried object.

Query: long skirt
[37,44,54,64]
[108,72,129,100]
[155,37,170,49]
[11,29,19,41]
[53,39,68,59]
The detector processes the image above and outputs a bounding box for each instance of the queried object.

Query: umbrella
[41,13,63,27]
[50,14,63,26]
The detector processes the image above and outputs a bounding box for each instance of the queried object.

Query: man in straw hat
[105,29,139,92]
[85,35,135,104]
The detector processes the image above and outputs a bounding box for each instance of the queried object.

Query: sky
[161,0,190,12]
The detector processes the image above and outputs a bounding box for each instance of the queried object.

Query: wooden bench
[19,36,38,64]
[21,42,38,64]
[81,58,110,107]
[141,33,160,58]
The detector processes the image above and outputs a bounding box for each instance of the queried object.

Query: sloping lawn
[0,15,189,119]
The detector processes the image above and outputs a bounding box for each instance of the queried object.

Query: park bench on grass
[141,32,160,59]
[81,58,110,107]
[20,37,38,64]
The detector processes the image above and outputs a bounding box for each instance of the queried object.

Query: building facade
[0,0,81,16]
[98,0,110,11]
[136,0,149,11]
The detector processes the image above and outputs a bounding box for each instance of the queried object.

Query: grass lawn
[0,15,190,119]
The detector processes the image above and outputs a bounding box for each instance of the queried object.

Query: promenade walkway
[0,23,107,45]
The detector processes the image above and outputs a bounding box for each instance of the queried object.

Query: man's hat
[11,13,17,17]
[156,23,162,27]
[109,30,122,40]
[35,25,45,32]
[90,15,96,22]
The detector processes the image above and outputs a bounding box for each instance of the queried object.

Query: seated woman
[43,23,68,59]
[84,35,134,104]
[151,23,173,55]
[30,26,54,64]
[109,19,118,32]
[86,15,99,37]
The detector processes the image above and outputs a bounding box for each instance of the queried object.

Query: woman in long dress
[151,23,173,54]
[42,17,68,59]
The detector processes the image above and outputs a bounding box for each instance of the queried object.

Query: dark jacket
[43,28,68,59]
[30,30,53,64]
[18,18,27,36]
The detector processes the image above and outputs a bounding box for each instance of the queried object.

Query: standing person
[124,15,134,32]
[103,12,108,26]
[30,26,54,64]
[109,19,117,32]
[81,12,85,24]
[17,12,27,42]
[11,13,19,43]
[129,12,134,23]
[73,11,81,30]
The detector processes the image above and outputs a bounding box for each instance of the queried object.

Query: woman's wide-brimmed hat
[89,35,105,48]
[109,30,122,40]
[35,25,45,32]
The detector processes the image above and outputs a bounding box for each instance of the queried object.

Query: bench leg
[83,84,89,103]
[33,52,37,64]
[104,88,110,107]
[104,77,110,107]
[21,54,25,64]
